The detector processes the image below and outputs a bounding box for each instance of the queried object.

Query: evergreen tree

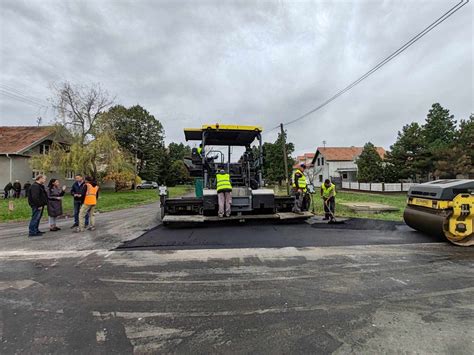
[434,115,474,178]
[356,142,384,182]
[385,122,424,181]
[418,103,457,178]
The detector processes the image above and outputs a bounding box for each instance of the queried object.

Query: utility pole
[280,123,290,195]
[133,150,138,192]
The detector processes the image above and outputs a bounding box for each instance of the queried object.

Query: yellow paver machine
[404,179,474,246]
[160,124,312,225]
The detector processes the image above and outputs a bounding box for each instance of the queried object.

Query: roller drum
[403,206,448,238]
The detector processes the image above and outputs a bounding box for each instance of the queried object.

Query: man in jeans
[76,176,99,232]
[27,175,48,237]
[70,174,88,228]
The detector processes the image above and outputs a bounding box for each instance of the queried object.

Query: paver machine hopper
[160,124,312,225]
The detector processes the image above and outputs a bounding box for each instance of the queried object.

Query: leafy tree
[167,160,191,186]
[356,142,384,182]
[168,142,192,162]
[100,104,166,182]
[31,82,134,184]
[261,131,295,185]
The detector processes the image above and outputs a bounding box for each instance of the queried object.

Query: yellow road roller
[404,179,474,246]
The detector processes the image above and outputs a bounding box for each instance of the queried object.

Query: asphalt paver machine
[404,179,474,246]
[160,124,312,225]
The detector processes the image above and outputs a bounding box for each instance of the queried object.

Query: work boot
[87,226,96,231]
[70,224,78,229]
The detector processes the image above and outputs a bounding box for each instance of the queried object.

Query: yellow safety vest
[197,147,202,155]
[84,183,99,205]
[216,173,232,192]
[292,169,307,190]
[321,183,336,198]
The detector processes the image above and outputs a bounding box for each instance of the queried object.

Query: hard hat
[219,169,225,174]
[300,163,307,169]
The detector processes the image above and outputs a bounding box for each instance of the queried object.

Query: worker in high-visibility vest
[321,179,336,220]
[216,169,232,217]
[197,143,203,156]
[292,163,307,213]
[76,176,99,232]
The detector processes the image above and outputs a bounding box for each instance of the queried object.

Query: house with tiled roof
[0,126,72,194]
[309,146,386,186]
[293,153,315,169]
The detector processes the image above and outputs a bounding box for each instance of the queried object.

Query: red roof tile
[0,126,55,154]
[312,146,385,162]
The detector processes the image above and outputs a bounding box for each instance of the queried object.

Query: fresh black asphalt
[118,218,447,250]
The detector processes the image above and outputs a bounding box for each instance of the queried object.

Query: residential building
[309,146,386,186]
[0,126,73,193]
[293,153,315,169]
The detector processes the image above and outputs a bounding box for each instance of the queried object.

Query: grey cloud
[0,0,471,154]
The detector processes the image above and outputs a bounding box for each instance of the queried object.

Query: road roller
[404,179,474,246]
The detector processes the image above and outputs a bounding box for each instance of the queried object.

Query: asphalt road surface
[0,207,473,354]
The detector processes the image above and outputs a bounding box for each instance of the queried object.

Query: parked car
[137,181,158,189]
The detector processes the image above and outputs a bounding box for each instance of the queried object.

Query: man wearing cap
[216,169,232,217]
[292,163,308,213]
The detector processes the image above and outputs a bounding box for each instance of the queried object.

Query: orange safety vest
[84,183,99,205]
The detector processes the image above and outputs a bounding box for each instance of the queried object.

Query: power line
[268,0,469,133]
[0,89,47,108]
[0,84,49,106]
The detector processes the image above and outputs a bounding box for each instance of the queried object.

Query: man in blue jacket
[70,174,88,228]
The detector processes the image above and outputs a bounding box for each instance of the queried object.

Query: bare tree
[52,82,114,145]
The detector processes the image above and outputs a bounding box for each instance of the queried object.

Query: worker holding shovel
[321,179,336,221]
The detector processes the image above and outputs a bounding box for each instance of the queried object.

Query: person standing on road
[46,178,66,231]
[12,180,21,199]
[292,163,308,213]
[216,169,232,218]
[23,181,31,198]
[3,182,12,199]
[321,179,336,220]
[76,176,99,232]
[70,174,88,228]
[27,175,48,237]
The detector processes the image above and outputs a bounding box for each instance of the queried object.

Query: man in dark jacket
[12,180,21,198]
[3,182,12,199]
[70,174,89,228]
[27,175,48,237]
[23,181,31,198]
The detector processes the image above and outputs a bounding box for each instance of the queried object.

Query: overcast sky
[0,0,472,155]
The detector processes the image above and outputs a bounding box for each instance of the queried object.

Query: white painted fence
[342,181,417,193]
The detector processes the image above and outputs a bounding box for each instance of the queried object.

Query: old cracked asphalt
[0,202,473,354]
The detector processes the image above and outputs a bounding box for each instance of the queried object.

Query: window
[65,170,75,180]
[321,157,324,165]
[342,173,348,179]
[319,175,323,182]
[39,144,50,155]
[317,158,320,166]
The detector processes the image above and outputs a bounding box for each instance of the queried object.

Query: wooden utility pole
[280,123,290,195]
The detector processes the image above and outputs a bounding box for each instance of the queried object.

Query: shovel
[324,198,345,224]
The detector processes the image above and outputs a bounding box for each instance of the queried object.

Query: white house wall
[309,160,357,186]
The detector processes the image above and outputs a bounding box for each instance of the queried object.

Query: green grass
[0,185,193,223]
[273,186,407,221]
